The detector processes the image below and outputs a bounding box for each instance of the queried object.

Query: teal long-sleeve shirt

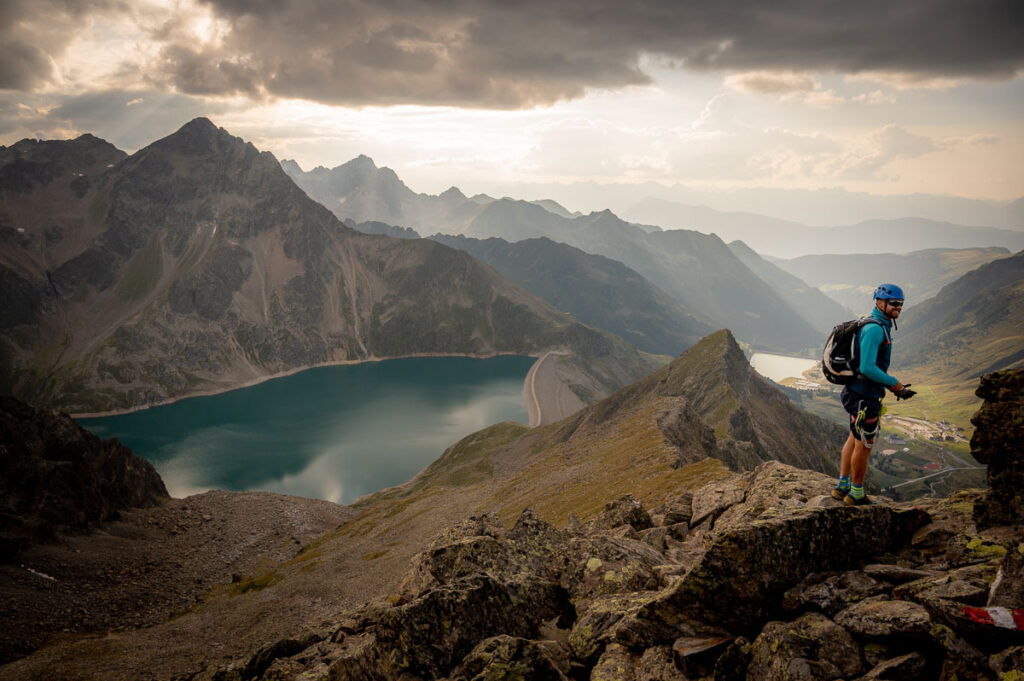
[857,308,898,389]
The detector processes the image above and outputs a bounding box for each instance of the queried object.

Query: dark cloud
[5,0,1023,109]
[143,0,1022,107]
[0,40,53,90]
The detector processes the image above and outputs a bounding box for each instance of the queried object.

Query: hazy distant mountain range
[559,181,1024,231]
[623,197,1024,259]
[282,157,1023,250]
[284,156,1024,352]
[770,247,1013,312]
[285,159,825,352]
[0,120,660,413]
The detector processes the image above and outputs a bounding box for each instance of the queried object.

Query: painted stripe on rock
[962,606,1024,630]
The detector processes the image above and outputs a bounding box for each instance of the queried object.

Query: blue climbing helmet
[873,283,904,301]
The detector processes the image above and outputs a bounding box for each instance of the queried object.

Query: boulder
[920,597,1024,652]
[567,534,666,599]
[862,564,939,584]
[834,599,932,641]
[989,645,1024,677]
[627,502,929,634]
[928,624,998,681]
[398,510,569,601]
[661,492,693,528]
[241,632,321,679]
[746,612,863,681]
[689,476,746,528]
[945,534,1009,568]
[670,635,732,678]
[327,633,396,681]
[920,580,990,606]
[970,368,1024,529]
[892,563,998,604]
[584,495,654,533]
[590,643,688,681]
[639,527,668,552]
[376,573,570,679]
[567,592,669,667]
[783,570,887,617]
[448,635,568,681]
[712,462,838,533]
[711,637,752,681]
[988,541,1024,608]
[854,652,928,680]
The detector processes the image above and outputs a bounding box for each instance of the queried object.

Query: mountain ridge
[0,119,661,413]
[428,234,713,355]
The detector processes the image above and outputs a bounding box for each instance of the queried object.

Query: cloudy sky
[2,0,1022,209]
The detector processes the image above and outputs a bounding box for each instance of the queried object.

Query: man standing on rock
[833,284,917,506]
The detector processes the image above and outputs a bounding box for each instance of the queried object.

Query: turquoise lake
[78,356,535,504]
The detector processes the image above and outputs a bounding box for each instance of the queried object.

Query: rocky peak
[440,186,466,201]
[143,117,263,165]
[0,134,126,194]
[342,154,378,172]
[570,328,845,475]
[278,158,303,174]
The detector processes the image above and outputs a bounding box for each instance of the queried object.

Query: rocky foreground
[1,368,1020,680]
[192,370,1023,681]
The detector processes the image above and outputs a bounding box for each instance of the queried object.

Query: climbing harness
[853,401,879,448]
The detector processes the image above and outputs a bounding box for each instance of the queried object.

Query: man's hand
[895,384,916,401]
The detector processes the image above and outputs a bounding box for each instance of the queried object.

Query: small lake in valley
[78,356,535,504]
[748,352,819,383]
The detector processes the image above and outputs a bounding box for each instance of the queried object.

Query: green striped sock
[836,475,851,492]
[849,484,865,500]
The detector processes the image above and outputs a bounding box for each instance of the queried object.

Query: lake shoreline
[76,355,537,503]
[71,351,544,420]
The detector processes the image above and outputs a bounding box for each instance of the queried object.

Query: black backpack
[821,318,881,385]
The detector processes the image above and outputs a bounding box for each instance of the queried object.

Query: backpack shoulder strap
[858,317,889,343]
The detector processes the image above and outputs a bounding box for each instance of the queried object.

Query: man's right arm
[858,323,899,388]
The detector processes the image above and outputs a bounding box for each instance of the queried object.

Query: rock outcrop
[0,397,168,560]
[202,450,1023,681]
[971,368,1024,529]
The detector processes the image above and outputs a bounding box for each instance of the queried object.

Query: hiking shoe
[844,494,874,506]
[831,487,849,500]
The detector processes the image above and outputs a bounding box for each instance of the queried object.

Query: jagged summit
[0,133,126,194]
[342,153,377,170]
[144,116,264,162]
[551,328,844,476]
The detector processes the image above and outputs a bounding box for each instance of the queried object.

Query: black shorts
[840,387,881,439]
